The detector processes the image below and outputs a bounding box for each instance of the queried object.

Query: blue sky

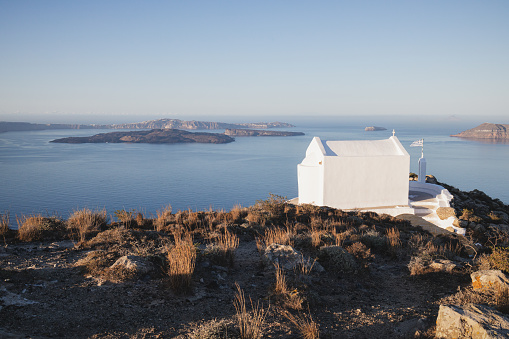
[1,1,508,122]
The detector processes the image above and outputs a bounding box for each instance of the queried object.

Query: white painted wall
[322,155,409,209]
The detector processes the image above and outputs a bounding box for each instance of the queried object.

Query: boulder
[436,304,509,338]
[430,259,459,273]
[471,270,509,289]
[110,255,154,276]
[263,243,322,272]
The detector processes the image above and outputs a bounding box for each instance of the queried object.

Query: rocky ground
[1,182,508,338]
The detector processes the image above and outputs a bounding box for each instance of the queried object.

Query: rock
[471,270,509,289]
[263,243,321,273]
[493,211,509,223]
[436,304,509,338]
[437,207,456,220]
[430,259,459,273]
[425,175,438,184]
[453,219,468,228]
[110,255,153,276]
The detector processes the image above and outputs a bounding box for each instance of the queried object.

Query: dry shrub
[167,230,196,293]
[187,318,238,339]
[256,193,287,218]
[155,205,173,231]
[205,228,239,267]
[361,229,386,252]
[318,245,357,273]
[483,247,509,274]
[231,204,245,223]
[407,256,428,275]
[0,212,9,238]
[332,228,348,247]
[67,208,107,241]
[75,250,118,276]
[256,227,294,253]
[282,309,320,339]
[183,209,201,229]
[234,283,267,339]
[346,242,373,268]
[17,214,65,242]
[247,210,266,226]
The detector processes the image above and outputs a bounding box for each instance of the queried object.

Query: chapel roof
[317,136,408,157]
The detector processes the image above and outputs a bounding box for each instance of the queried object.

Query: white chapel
[297,135,410,210]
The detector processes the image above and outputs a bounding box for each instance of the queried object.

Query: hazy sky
[1,1,508,121]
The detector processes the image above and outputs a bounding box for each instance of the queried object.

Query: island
[0,119,295,133]
[224,128,305,137]
[451,123,509,140]
[365,126,387,131]
[50,129,234,144]
[110,119,295,130]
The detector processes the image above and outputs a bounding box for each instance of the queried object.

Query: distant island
[451,123,509,140]
[0,119,295,133]
[50,129,234,144]
[110,119,295,130]
[224,128,304,137]
[365,126,387,131]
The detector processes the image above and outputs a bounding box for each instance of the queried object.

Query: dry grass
[310,228,323,248]
[386,227,401,249]
[17,214,65,242]
[272,263,304,310]
[282,309,320,339]
[167,230,196,293]
[67,208,107,242]
[205,228,239,267]
[295,254,316,276]
[274,263,288,295]
[256,227,294,253]
[155,205,173,231]
[233,283,267,339]
[0,212,9,238]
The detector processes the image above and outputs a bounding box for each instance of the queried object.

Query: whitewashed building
[297,135,410,210]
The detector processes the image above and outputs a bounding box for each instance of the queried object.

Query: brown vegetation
[2,182,509,338]
[67,208,108,242]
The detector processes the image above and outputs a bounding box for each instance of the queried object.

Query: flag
[410,139,423,147]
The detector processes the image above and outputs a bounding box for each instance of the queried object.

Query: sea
[1,116,508,227]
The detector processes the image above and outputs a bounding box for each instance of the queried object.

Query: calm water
[1,118,508,226]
